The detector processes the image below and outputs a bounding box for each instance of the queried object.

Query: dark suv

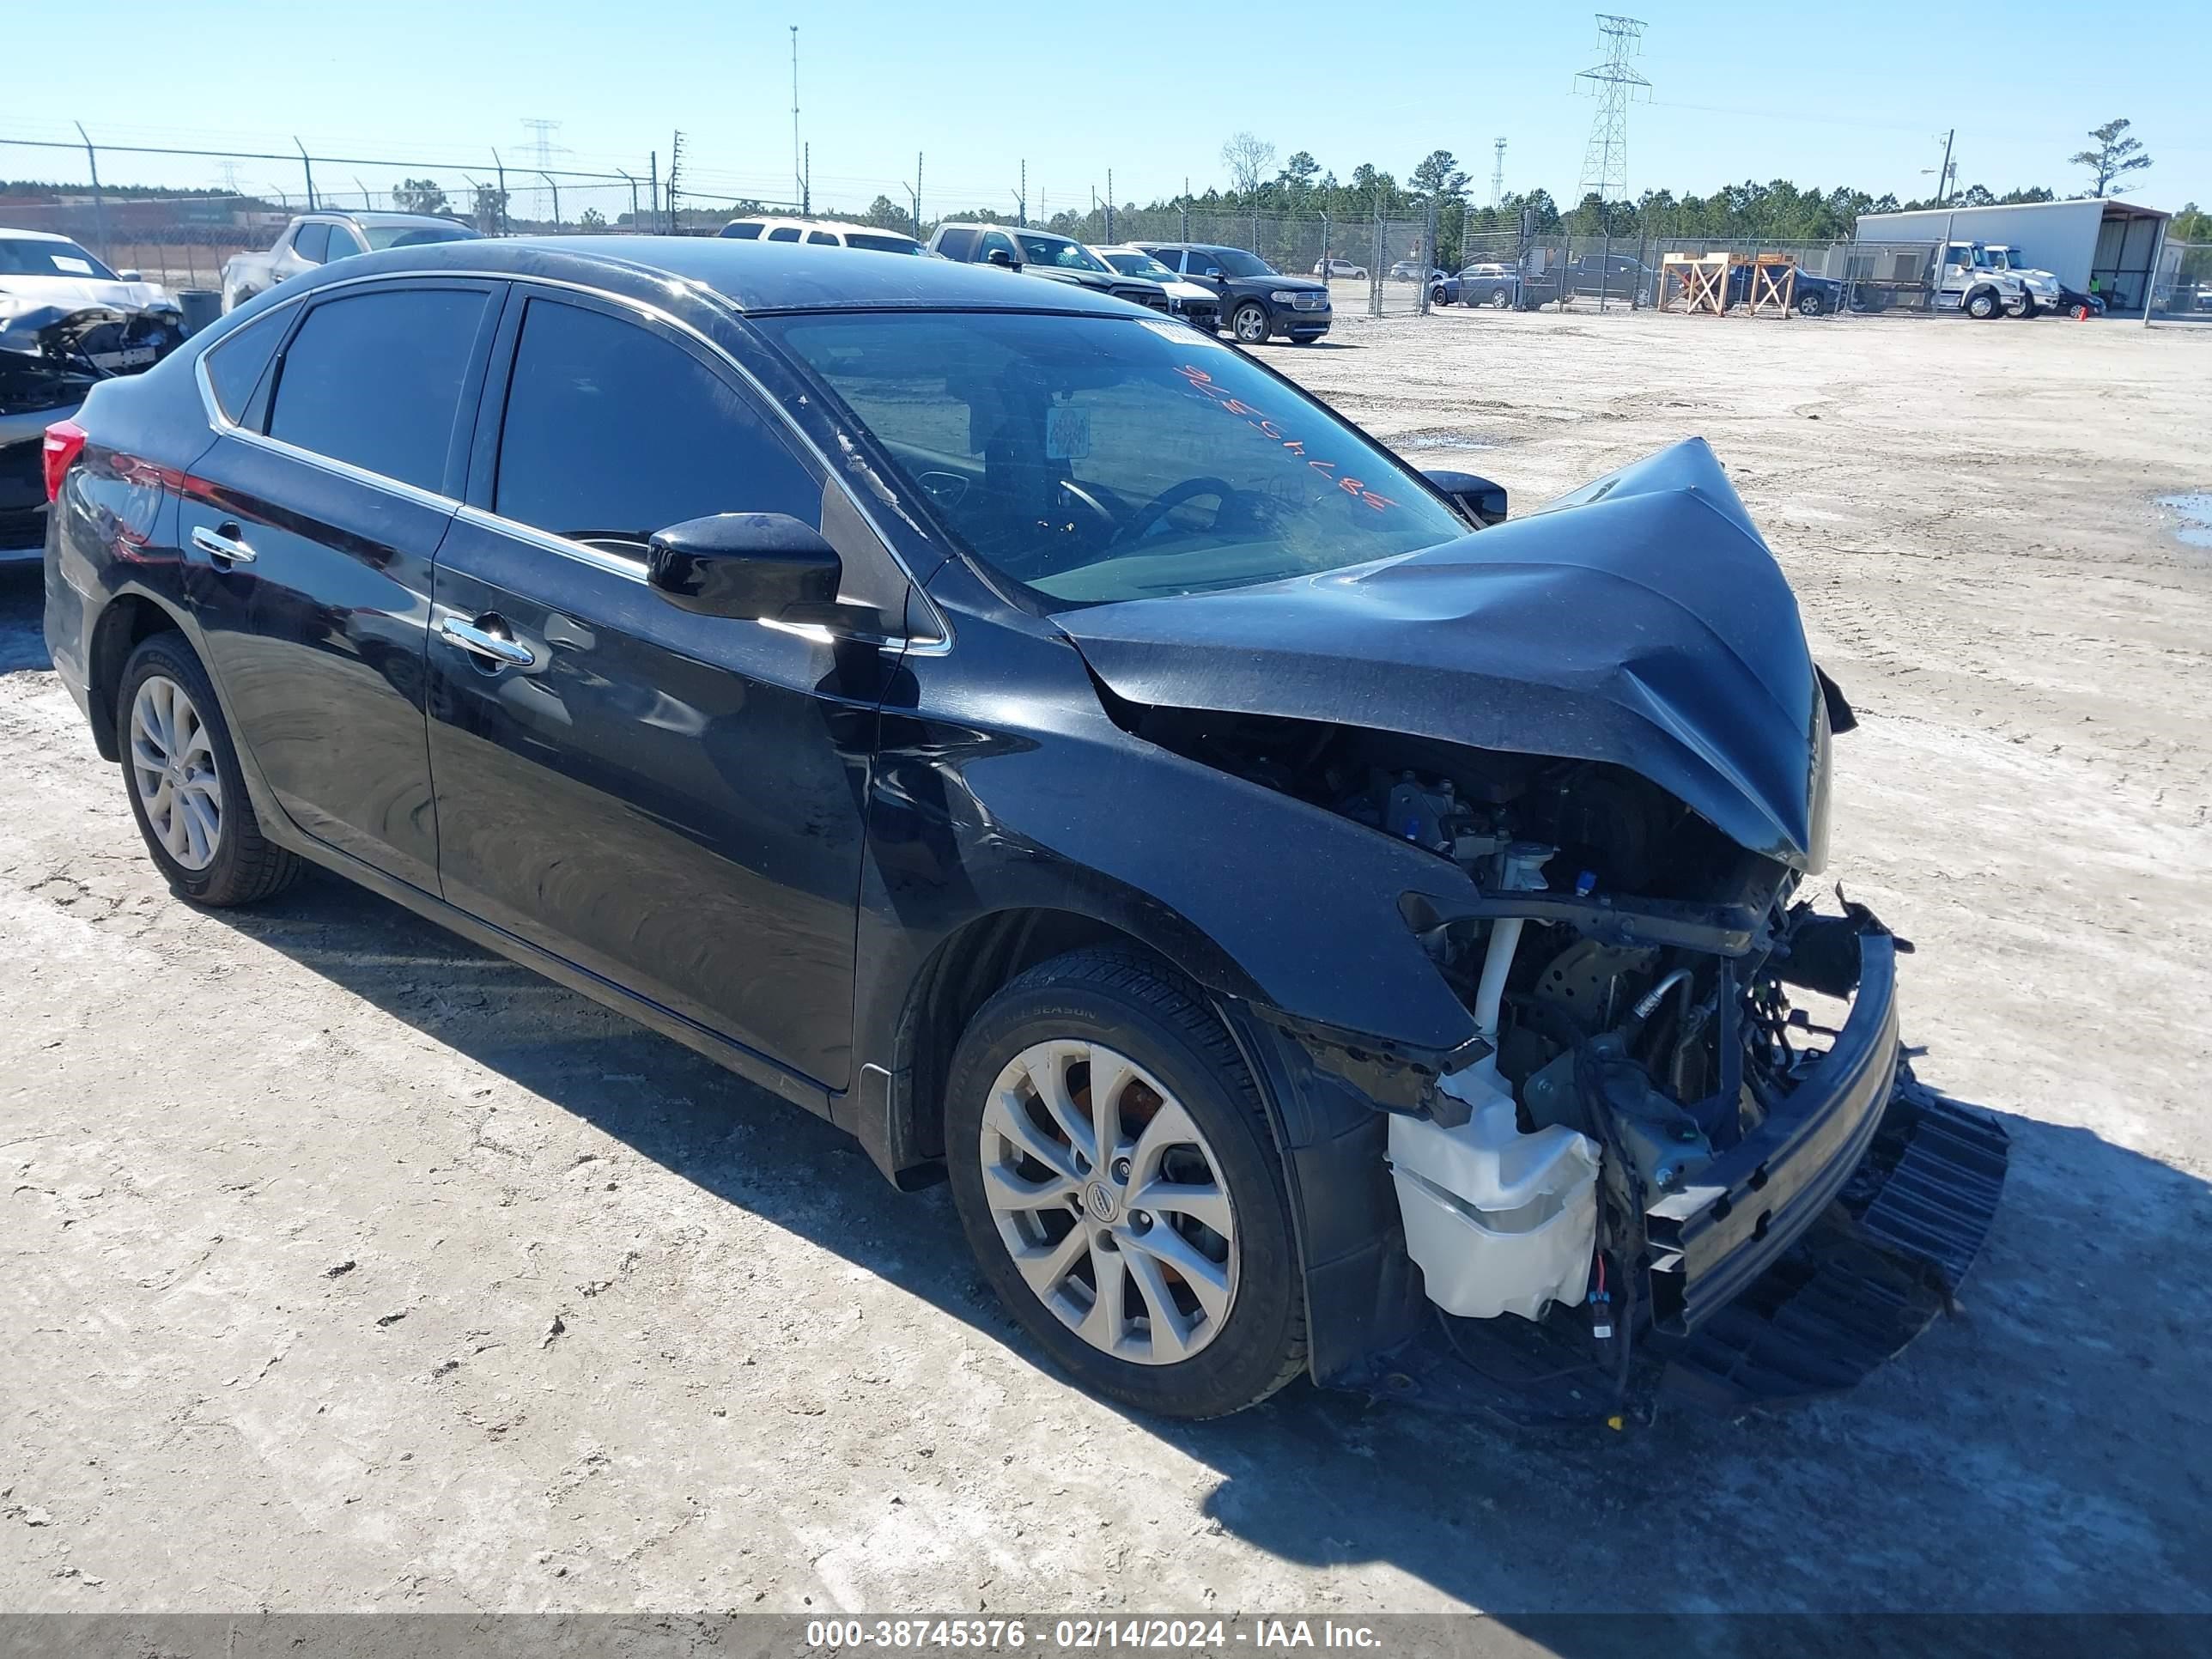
[926,223,1169,313]
[39,235,2002,1425]
[1135,243,1331,344]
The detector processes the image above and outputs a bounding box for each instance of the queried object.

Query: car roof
[318,210,469,228]
[0,228,82,244]
[357,234,1138,317]
[729,216,920,240]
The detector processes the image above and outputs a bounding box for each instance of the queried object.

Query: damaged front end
[1,302,185,549]
[1064,440,2008,1419]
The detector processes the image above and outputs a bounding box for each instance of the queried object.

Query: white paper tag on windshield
[53,256,96,276]
[1140,318,1224,348]
[1045,404,1091,460]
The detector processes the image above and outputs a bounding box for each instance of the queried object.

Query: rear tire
[117,632,302,907]
[1487,286,1511,309]
[943,948,1306,1419]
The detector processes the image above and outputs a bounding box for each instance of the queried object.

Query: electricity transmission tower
[1491,138,1506,208]
[522,118,564,223]
[1574,15,1649,209]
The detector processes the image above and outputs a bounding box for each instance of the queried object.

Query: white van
[717,216,925,256]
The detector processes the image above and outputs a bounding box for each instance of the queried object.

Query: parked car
[1717,263,1844,318]
[1091,246,1220,331]
[1311,258,1368,281]
[2,228,185,559]
[221,211,479,313]
[41,234,2004,1422]
[1133,242,1330,344]
[926,223,1169,313]
[1457,262,1522,309]
[720,216,924,256]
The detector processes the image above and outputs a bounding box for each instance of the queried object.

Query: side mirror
[647,514,841,622]
[1200,267,1223,280]
[986,247,1018,269]
[1421,469,1508,529]
[115,269,143,283]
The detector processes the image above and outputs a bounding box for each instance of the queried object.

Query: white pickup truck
[221,210,479,313]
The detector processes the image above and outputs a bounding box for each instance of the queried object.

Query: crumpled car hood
[1,273,176,318]
[1055,437,1832,870]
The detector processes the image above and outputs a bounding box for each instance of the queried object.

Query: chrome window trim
[193,264,951,652]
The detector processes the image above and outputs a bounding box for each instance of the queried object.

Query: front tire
[1966,286,2002,319]
[1430,284,1449,307]
[1231,302,1270,345]
[117,633,302,907]
[944,949,1306,1419]
[1796,290,1827,317]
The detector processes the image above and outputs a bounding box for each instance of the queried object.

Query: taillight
[42,419,88,503]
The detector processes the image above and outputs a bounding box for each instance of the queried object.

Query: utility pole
[668,131,686,233]
[1015,160,1026,228]
[1935,129,1956,206]
[1492,137,1506,209]
[790,25,804,215]
[804,142,811,216]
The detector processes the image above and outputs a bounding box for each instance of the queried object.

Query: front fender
[853,623,1481,1079]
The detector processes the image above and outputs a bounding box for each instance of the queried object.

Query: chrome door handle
[439,615,538,668]
[190,525,256,564]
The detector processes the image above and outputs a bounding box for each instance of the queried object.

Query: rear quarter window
[201,312,286,423]
[934,227,978,261]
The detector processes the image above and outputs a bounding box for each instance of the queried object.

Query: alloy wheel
[130,675,222,872]
[1234,305,1267,343]
[978,1038,1238,1365]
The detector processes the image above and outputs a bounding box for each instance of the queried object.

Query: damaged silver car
[2,228,185,556]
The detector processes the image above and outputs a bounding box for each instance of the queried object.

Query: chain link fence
[4,128,2202,332]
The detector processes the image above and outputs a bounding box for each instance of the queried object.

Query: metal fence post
[73,123,109,260]
[1370,216,1384,318]
[541,173,561,230]
[495,149,510,236]
[295,137,316,210]
[1320,213,1329,278]
[1417,204,1435,315]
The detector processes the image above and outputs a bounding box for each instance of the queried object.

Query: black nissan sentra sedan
[39,238,2004,1420]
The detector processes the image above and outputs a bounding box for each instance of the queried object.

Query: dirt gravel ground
[2,307,2208,1621]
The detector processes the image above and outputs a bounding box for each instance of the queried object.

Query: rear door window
[290,222,331,264]
[490,296,819,551]
[266,286,490,492]
[934,227,977,261]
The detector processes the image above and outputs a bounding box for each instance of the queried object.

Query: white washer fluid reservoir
[1388,1064,1601,1322]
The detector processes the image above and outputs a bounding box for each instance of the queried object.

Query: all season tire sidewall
[118,636,258,903]
[944,979,1303,1419]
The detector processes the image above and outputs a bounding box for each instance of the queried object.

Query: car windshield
[1103,250,1176,281]
[847,234,923,255]
[362,222,479,250]
[767,311,1468,608]
[0,235,119,281]
[1018,234,1109,273]
[1206,248,1274,278]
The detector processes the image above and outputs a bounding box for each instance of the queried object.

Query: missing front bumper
[1346,1061,2008,1422]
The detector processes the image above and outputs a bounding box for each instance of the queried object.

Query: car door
[424,288,908,1092]
[178,276,501,892]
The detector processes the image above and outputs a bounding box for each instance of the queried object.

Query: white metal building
[1855,198,2171,309]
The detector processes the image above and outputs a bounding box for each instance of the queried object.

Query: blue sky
[2,0,2202,214]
